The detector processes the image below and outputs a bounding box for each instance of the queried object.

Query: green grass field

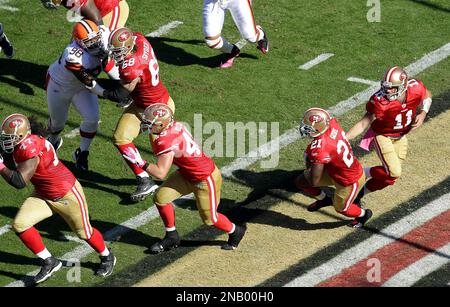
[0,0,449,287]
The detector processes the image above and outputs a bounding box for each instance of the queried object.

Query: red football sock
[213,213,234,233]
[17,227,46,255]
[116,143,146,176]
[86,228,107,254]
[339,204,363,218]
[157,203,176,229]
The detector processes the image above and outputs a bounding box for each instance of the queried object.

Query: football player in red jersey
[41,0,129,31]
[295,108,373,228]
[88,27,176,202]
[346,66,432,203]
[0,114,116,284]
[123,103,246,251]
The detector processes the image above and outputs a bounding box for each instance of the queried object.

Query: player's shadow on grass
[0,59,48,95]
[407,0,450,13]
[147,37,258,68]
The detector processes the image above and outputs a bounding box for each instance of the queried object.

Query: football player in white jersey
[46,19,118,171]
[203,0,269,68]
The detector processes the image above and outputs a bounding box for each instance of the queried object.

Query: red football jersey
[151,122,215,182]
[13,135,76,200]
[118,33,170,108]
[306,118,363,187]
[63,0,120,17]
[366,79,427,137]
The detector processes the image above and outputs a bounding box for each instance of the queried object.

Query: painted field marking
[298,53,334,70]
[284,193,450,287]
[382,243,450,287]
[347,77,379,86]
[0,225,11,236]
[6,40,450,287]
[145,21,183,38]
[0,0,19,12]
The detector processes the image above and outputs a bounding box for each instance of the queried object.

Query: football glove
[122,147,147,168]
[0,154,5,171]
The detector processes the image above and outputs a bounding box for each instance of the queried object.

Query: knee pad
[205,37,223,49]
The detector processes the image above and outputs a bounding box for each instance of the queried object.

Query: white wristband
[421,97,432,113]
[86,80,105,97]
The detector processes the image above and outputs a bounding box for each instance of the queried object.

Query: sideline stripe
[298,53,334,70]
[284,192,450,287]
[6,41,450,287]
[318,209,450,286]
[382,243,450,287]
[145,21,183,38]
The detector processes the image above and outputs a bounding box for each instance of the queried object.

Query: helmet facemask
[79,33,106,57]
[299,108,331,138]
[381,80,407,102]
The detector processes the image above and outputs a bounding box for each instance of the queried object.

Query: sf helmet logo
[400,73,407,81]
[118,31,130,42]
[153,109,167,117]
[9,119,23,129]
[309,115,323,123]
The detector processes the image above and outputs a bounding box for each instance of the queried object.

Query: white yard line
[64,128,80,139]
[145,21,184,38]
[6,40,450,287]
[284,193,450,287]
[0,0,18,12]
[235,38,248,50]
[382,243,450,287]
[347,77,379,86]
[298,53,334,70]
[0,225,11,236]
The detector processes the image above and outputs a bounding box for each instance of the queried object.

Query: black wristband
[142,162,150,170]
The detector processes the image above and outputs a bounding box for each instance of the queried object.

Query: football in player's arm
[346,66,432,203]
[124,103,247,252]
[0,114,116,284]
[295,108,373,228]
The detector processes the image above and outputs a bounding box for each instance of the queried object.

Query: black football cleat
[307,195,333,212]
[95,250,116,277]
[130,176,158,202]
[348,209,373,228]
[149,230,181,254]
[73,148,89,172]
[0,24,14,59]
[256,25,269,54]
[47,136,63,151]
[222,224,247,250]
[34,257,62,284]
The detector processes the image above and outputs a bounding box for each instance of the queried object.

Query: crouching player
[123,103,246,251]
[295,108,373,228]
[0,114,116,284]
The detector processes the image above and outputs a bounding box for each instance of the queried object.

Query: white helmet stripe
[385,66,398,82]
[79,19,94,35]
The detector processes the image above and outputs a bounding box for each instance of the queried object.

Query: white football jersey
[48,28,110,91]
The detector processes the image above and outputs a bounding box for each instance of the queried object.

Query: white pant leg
[46,79,74,133]
[228,0,258,42]
[71,90,99,134]
[202,0,226,37]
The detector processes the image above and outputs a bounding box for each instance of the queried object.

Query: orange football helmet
[1,114,31,153]
[299,108,331,138]
[141,103,174,135]
[73,19,104,56]
[108,27,135,63]
[381,66,408,101]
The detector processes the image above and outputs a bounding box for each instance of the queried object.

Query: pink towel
[359,128,376,152]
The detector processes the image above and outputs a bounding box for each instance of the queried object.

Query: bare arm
[80,0,103,25]
[143,151,175,181]
[304,163,324,187]
[346,112,375,140]
[0,156,39,189]
[120,78,140,93]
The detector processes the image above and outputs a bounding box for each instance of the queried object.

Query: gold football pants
[373,135,408,178]
[13,181,93,240]
[102,0,130,31]
[154,167,222,225]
